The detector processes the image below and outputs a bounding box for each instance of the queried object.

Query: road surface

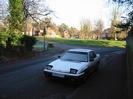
[0,43,126,99]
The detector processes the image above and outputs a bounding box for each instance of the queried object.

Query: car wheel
[79,71,89,83]
[44,73,52,80]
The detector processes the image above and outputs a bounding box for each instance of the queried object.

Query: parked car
[43,49,100,81]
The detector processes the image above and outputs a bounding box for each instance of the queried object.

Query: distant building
[0,21,4,27]
[71,32,80,39]
[47,27,57,38]
[102,28,111,39]
[24,18,34,36]
[91,33,97,40]
[63,30,70,38]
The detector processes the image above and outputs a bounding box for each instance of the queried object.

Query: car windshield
[61,51,88,62]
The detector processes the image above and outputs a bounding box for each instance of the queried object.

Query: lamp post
[43,26,47,51]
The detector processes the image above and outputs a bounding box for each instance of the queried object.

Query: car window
[89,51,96,58]
[61,51,88,62]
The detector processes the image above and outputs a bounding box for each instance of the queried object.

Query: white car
[44,49,100,81]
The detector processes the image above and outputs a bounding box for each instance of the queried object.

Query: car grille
[53,69,69,73]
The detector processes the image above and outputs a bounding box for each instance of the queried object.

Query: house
[0,21,4,28]
[102,28,111,39]
[63,30,70,38]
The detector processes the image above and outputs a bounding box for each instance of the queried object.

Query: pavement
[0,47,64,75]
[0,43,126,99]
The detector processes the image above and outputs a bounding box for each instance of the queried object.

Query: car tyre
[44,73,52,80]
[79,71,89,83]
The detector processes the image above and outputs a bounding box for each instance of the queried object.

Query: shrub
[117,32,127,41]
[20,35,37,51]
[0,32,8,56]
[0,32,8,47]
[6,33,22,50]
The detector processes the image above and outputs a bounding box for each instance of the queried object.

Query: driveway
[0,43,126,99]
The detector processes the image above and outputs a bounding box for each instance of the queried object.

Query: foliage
[69,27,79,38]
[110,7,122,40]
[0,26,7,32]
[8,0,24,33]
[112,0,133,7]
[0,0,53,58]
[112,0,133,36]
[20,35,37,51]
[80,19,92,39]
[0,32,8,47]
[0,31,22,56]
[58,23,69,37]
[117,31,127,40]
[8,33,22,46]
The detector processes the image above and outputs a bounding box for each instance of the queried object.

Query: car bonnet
[49,59,88,73]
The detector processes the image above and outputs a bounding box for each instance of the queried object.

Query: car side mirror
[58,56,61,58]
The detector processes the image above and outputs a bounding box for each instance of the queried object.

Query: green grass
[36,36,126,48]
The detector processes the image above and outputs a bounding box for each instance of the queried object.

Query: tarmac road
[0,43,126,99]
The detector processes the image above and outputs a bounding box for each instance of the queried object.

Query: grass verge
[36,36,126,48]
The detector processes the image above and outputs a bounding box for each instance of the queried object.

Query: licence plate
[52,73,64,78]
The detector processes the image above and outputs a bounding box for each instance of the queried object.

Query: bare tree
[110,0,133,36]
[23,0,54,22]
[22,0,53,35]
[80,19,92,39]
[22,0,54,50]
[110,7,121,40]
[58,23,69,37]
[69,27,79,38]
[95,19,104,39]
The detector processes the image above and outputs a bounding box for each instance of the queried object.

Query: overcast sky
[46,0,114,29]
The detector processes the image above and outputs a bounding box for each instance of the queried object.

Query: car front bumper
[43,69,85,80]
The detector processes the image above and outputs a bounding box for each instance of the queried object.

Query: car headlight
[46,65,53,70]
[70,68,78,74]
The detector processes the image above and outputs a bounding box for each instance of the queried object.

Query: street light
[43,26,47,51]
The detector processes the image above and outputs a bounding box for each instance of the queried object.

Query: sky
[46,0,113,29]
[1,0,121,29]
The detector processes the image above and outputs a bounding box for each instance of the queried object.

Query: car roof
[68,49,93,53]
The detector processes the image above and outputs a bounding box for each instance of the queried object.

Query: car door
[83,51,96,73]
